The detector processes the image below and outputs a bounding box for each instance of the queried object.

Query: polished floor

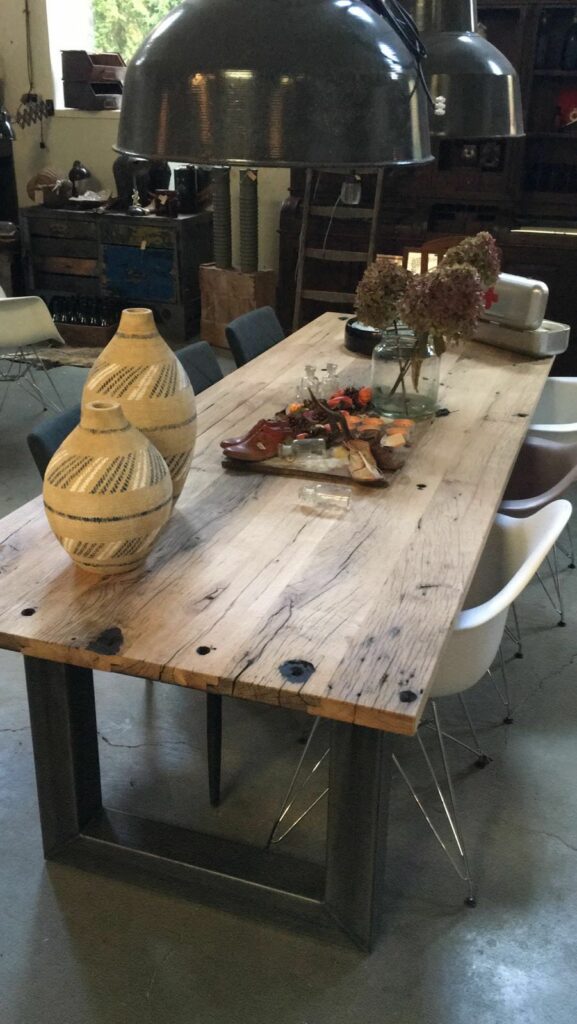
[1,363,577,1024]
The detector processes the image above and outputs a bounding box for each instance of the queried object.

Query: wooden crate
[199,263,277,349]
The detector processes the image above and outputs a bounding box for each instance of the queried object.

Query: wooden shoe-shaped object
[223,421,293,462]
[346,439,388,486]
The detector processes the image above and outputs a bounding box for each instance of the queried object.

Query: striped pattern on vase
[82,308,196,502]
[43,401,173,575]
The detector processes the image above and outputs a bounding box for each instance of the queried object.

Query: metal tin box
[474,318,570,358]
[481,273,549,331]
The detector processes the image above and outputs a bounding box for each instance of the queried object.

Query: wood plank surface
[0,313,553,735]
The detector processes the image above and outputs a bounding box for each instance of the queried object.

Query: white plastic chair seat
[0,295,65,415]
[431,501,572,699]
[0,295,65,352]
[529,377,577,444]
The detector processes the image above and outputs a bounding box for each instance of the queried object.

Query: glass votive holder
[278,438,328,462]
[299,482,352,512]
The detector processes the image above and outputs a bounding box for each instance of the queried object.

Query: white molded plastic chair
[0,294,65,414]
[512,379,577,629]
[268,500,573,908]
[529,377,577,444]
[394,499,572,905]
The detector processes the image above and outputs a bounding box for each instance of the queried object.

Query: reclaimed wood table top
[0,313,553,735]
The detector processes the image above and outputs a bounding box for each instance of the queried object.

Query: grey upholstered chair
[225,306,284,368]
[176,340,223,392]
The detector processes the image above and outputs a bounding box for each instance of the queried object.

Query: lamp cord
[363,0,434,108]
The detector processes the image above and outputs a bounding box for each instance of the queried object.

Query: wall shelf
[527,131,577,138]
[534,69,577,76]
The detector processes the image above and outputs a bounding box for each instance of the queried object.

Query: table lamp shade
[115,0,433,168]
[406,0,524,139]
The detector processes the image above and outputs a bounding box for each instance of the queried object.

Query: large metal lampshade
[116,0,433,168]
[405,0,524,138]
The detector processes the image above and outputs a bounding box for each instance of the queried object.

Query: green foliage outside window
[92,0,178,62]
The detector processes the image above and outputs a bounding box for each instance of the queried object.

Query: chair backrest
[402,235,466,275]
[530,377,577,442]
[176,341,223,394]
[0,295,65,350]
[432,500,572,698]
[501,435,577,515]
[27,403,81,480]
[225,306,285,368]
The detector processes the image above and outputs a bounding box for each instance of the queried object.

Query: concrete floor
[2,362,577,1024]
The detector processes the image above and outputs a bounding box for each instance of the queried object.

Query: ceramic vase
[43,400,173,575]
[83,308,196,501]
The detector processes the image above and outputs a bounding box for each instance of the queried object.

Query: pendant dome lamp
[115,0,433,169]
[404,0,524,138]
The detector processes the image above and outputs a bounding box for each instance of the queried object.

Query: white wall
[0,0,289,269]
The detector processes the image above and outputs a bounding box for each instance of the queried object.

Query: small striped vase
[82,308,197,502]
[43,400,173,575]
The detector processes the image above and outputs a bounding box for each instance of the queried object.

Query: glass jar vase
[371,325,440,420]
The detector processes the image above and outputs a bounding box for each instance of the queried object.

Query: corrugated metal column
[211,166,232,270]
[239,169,259,273]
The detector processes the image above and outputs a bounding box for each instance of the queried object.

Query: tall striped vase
[83,308,197,502]
[43,401,173,575]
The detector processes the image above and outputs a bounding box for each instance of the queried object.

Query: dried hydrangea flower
[441,231,501,289]
[399,264,486,347]
[354,260,411,331]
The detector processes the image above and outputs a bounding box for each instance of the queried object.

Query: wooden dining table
[0,312,553,949]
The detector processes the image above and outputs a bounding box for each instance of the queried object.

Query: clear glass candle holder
[371,325,439,420]
[299,483,351,512]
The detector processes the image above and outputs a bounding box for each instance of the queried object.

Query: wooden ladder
[292,167,385,331]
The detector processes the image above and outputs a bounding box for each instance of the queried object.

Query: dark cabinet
[20,206,213,344]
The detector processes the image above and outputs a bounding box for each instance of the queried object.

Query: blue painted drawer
[102,245,176,302]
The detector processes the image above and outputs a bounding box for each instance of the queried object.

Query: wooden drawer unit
[99,220,174,249]
[20,206,213,343]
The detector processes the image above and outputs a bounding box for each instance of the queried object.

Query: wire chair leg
[486,647,514,724]
[499,647,514,724]
[0,355,46,412]
[18,371,50,411]
[568,523,575,570]
[0,350,63,414]
[266,717,329,848]
[550,546,566,628]
[30,352,65,411]
[431,702,476,905]
[394,703,476,906]
[430,704,475,905]
[557,522,575,570]
[536,551,566,628]
[510,602,524,659]
[457,694,491,767]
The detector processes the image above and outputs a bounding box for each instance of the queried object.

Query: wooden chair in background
[402,235,466,275]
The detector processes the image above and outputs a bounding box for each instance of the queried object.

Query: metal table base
[24,656,394,951]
